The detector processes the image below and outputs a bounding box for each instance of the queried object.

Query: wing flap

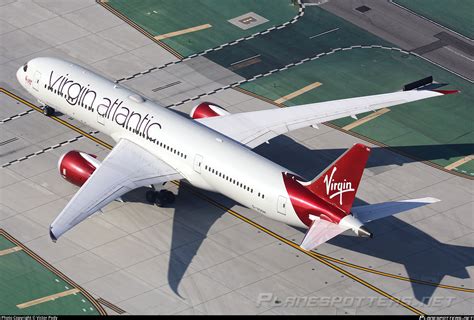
[198,89,445,148]
[50,139,182,240]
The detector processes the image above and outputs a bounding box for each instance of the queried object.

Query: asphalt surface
[0,0,472,315]
[319,0,474,81]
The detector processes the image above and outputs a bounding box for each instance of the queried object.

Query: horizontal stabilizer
[300,218,349,251]
[352,197,440,224]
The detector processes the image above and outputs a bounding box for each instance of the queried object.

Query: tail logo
[324,167,355,206]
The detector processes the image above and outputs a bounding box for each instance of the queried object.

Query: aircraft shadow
[254,135,473,175]
[122,185,228,299]
[257,136,473,303]
[330,214,474,303]
[121,137,473,303]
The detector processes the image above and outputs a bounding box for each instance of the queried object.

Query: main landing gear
[146,187,175,207]
[42,106,55,116]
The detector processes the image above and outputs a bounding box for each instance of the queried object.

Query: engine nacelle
[190,102,229,119]
[58,151,100,187]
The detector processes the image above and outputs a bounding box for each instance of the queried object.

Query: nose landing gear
[42,106,55,116]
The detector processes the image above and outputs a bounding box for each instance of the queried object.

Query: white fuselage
[17,57,306,228]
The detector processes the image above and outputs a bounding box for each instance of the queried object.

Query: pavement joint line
[342,108,391,130]
[444,155,474,170]
[0,88,112,150]
[5,88,473,315]
[173,181,425,316]
[388,0,473,42]
[274,81,322,104]
[0,109,35,124]
[154,23,212,41]
[0,88,474,293]
[0,137,18,146]
[164,45,413,108]
[0,245,22,256]
[108,0,306,84]
[178,180,474,293]
[1,131,99,169]
[410,52,473,83]
[234,86,474,180]
[16,288,81,309]
[0,229,107,315]
[2,90,471,310]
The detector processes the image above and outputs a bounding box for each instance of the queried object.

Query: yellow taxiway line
[275,82,322,104]
[445,155,474,170]
[0,89,113,150]
[4,87,472,315]
[0,246,22,256]
[154,24,212,41]
[1,229,106,314]
[175,181,426,316]
[17,288,80,309]
[343,108,391,131]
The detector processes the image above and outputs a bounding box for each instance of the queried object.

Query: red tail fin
[302,143,371,214]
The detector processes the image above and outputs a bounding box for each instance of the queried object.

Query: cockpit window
[23,64,28,72]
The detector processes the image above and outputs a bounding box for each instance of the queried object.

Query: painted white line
[115,0,306,83]
[309,27,340,39]
[1,131,99,168]
[0,109,35,124]
[166,45,410,108]
[411,52,473,83]
[444,47,474,62]
[389,0,473,42]
[230,54,261,66]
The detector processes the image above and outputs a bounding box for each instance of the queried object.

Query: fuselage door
[193,154,203,173]
[277,195,287,215]
[32,71,41,91]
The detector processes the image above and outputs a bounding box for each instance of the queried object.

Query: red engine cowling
[190,102,229,119]
[58,151,100,187]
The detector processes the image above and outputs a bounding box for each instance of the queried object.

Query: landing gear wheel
[43,106,55,116]
[145,190,157,204]
[155,195,165,207]
[163,190,175,204]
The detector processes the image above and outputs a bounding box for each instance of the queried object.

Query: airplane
[15,57,458,252]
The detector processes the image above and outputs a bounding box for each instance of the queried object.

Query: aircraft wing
[49,139,182,241]
[197,83,456,148]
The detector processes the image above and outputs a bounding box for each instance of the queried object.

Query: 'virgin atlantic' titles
[47,70,162,141]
